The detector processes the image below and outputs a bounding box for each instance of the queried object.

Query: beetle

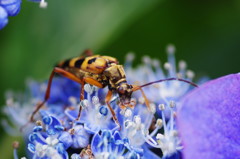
[30,50,197,127]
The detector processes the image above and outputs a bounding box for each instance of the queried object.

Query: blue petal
[115,141,125,154]
[71,134,89,149]
[48,116,62,127]
[29,133,38,142]
[29,132,46,144]
[58,132,73,149]
[33,126,43,132]
[113,131,121,141]
[84,122,101,134]
[29,78,81,106]
[0,0,21,16]
[62,151,69,159]
[47,78,80,105]
[91,133,102,154]
[163,151,181,159]
[102,130,111,141]
[177,73,240,159]
[0,6,8,29]
[47,128,57,135]
[142,147,160,159]
[126,151,140,159]
[54,125,65,131]
[71,125,90,148]
[65,109,78,121]
[56,143,66,155]
[27,143,35,153]
[131,147,143,157]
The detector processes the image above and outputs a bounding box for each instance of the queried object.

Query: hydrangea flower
[0,0,47,30]
[28,114,71,159]
[144,102,182,158]
[91,130,142,159]
[65,84,118,134]
[0,0,21,29]
[3,45,239,159]
[124,44,196,104]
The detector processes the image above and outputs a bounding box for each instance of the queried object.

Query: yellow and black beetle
[30,50,197,127]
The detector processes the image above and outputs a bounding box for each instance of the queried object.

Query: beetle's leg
[132,85,151,111]
[105,90,120,129]
[30,67,84,122]
[139,88,151,110]
[76,81,85,121]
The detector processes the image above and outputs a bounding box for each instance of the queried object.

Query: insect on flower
[29,50,198,127]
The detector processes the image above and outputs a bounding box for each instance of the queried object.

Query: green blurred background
[0,0,240,157]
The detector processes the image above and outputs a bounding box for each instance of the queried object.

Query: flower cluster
[0,0,47,30]
[3,45,240,159]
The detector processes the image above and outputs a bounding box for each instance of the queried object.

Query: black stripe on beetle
[74,59,85,68]
[87,58,97,64]
[61,59,70,68]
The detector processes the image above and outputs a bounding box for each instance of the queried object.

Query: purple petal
[177,73,240,159]
[0,6,8,29]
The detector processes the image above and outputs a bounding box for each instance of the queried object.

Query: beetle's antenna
[132,77,198,91]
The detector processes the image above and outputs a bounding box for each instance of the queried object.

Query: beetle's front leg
[132,85,151,111]
[105,90,121,129]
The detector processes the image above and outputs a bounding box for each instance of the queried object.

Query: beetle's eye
[118,87,125,94]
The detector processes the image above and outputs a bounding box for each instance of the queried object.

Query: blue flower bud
[29,133,38,142]
[42,115,52,125]
[33,126,43,132]
[99,105,108,116]
[27,143,35,153]
[0,6,8,30]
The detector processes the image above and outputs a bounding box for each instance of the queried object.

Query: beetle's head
[117,83,133,107]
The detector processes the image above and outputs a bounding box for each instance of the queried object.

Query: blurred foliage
[0,0,240,157]
[103,0,240,78]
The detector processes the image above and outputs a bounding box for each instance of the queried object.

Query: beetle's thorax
[103,63,127,90]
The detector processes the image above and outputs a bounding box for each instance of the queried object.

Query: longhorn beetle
[30,50,197,127]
